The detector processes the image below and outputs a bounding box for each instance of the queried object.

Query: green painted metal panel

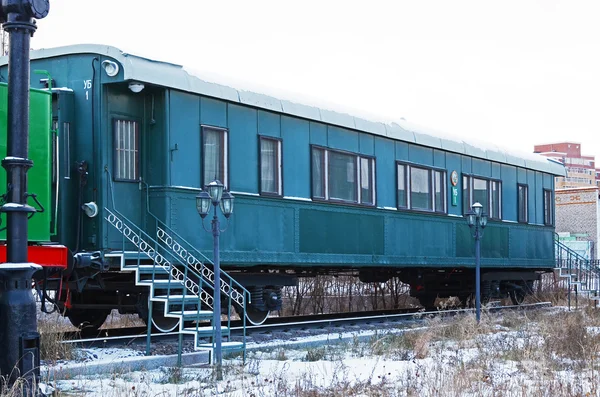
[462,155,472,173]
[527,169,536,224]
[446,153,462,216]
[491,162,501,179]
[375,137,395,208]
[510,226,554,261]
[517,167,527,184]
[456,224,509,258]
[501,164,518,222]
[472,158,492,177]
[200,97,227,127]
[359,133,374,156]
[535,171,544,225]
[408,144,433,165]
[281,116,310,198]
[328,126,358,152]
[145,92,168,186]
[395,141,408,160]
[258,110,280,138]
[387,216,454,257]
[169,91,200,187]
[299,208,384,254]
[228,104,258,193]
[309,122,327,146]
[0,83,52,242]
[433,149,445,168]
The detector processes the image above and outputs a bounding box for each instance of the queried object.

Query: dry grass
[37,311,76,363]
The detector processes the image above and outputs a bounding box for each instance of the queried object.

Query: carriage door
[50,90,77,249]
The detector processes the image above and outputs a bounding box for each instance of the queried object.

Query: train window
[311,146,375,205]
[311,148,326,198]
[434,170,445,212]
[397,164,407,208]
[113,119,139,181]
[544,189,554,226]
[518,184,528,223]
[259,137,282,196]
[329,151,357,202]
[463,175,502,219]
[202,126,228,188]
[410,167,432,211]
[397,163,446,213]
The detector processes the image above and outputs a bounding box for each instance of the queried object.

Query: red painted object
[0,244,68,269]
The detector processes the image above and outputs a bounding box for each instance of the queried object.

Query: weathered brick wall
[555,187,599,258]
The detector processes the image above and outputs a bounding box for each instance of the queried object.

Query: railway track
[57,302,552,348]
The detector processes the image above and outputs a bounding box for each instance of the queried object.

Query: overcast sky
[28,0,600,161]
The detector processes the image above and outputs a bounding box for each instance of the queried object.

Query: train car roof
[0,44,566,176]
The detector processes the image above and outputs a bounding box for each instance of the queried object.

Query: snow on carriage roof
[1,44,565,176]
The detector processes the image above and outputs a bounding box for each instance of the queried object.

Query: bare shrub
[37,312,75,363]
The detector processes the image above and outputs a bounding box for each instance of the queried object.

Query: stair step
[183,326,230,337]
[196,341,244,351]
[169,310,214,320]
[136,265,170,274]
[138,279,185,288]
[153,294,200,302]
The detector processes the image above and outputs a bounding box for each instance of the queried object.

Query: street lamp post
[196,180,234,381]
[466,202,488,323]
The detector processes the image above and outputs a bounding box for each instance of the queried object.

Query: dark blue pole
[0,2,49,393]
[475,225,481,323]
[211,204,223,380]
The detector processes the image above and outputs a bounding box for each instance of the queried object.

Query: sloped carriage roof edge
[0,44,566,176]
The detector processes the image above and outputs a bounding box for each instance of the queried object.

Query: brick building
[555,186,600,259]
[534,142,600,188]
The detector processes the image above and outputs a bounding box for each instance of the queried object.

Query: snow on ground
[38,306,600,396]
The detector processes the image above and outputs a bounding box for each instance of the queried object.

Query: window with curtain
[397,164,407,208]
[260,137,282,195]
[410,167,432,211]
[311,148,325,198]
[397,163,446,213]
[518,184,528,223]
[472,178,488,215]
[310,146,375,205]
[114,119,139,181]
[202,126,228,188]
[462,175,502,219]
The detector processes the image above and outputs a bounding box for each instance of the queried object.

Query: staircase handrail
[104,169,214,308]
[142,181,251,308]
[555,234,599,274]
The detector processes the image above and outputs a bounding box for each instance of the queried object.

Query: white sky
[29,0,600,161]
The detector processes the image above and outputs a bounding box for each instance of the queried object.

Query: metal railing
[104,169,248,363]
[554,233,600,309]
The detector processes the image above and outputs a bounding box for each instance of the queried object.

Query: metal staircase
[103,174,250,366]
[554,234,600,308]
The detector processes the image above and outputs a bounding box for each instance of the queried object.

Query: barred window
[114,119,139,181]
[260,137,282,195]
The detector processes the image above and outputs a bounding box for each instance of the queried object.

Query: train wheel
[150,300,180,333]
[67,309,110,332]
[234,305,270,325]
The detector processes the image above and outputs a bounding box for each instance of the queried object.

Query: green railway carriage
[0,45,565,330]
